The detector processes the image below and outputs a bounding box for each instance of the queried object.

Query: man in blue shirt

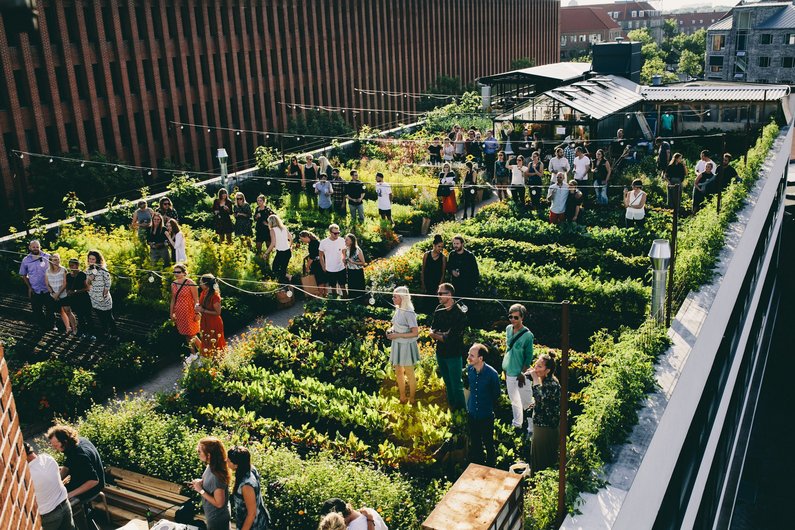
[466,343,501,467]
[19,239,55,330]
[483,130,500,181]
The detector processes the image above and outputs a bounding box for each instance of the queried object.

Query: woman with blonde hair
[232,192,253,239]
[387,286,420,404]
[317,512,346,530]
[190,436,231,530]
[45,253,74,333]
[264,214,293,283]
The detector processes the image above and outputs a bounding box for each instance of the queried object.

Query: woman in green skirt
[529,352,561,475]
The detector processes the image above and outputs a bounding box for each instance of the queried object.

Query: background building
[706,1,795,84]
[0,0,560,211]
[560,6,623,59]
[669,10,728,35]
[587,1,664,40]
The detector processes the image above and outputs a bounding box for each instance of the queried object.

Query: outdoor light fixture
[648,239,671,324]
[217,148,229,189]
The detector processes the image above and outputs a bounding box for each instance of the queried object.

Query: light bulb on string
[18,153,23,159]
[180,125,184,130]
[368,296,376,305]
[285,289,293,298]
[460,303,469,313]
[147,170,152,176]
[207,128,211,133]
[80,162,85,168]
[148,274,155,283]
[266,180,271,186]
[236,131,241,135]
[114,166,119,172]
[49,158,53,163]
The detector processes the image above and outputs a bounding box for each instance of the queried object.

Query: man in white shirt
[321,498,389,530]
[24,442,76,530]
[319,223,347,294]
[694,149,714,177]
[572,147,591,199]
[548,147,571,177]
[374,172,393,224]
[547,172,569,224]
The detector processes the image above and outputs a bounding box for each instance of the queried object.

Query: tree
[679,49,704,78]
[641,56,678,85]
[663,18,678,41]
[510,57,536,70]
[627,28,654,46]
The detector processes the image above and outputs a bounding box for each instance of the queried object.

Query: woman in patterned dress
[169,263,201,360]
[387,286,420,404]
[197,273,226,357]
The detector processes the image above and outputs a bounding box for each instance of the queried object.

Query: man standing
[548,147,570,178]
[572,147,590,196]
[547,172,569,225]
[446,236,480,299]
[374,172,393,224]
[694,149,714,178]
[502,304,535,434]
[430,283,466,411]
[319,223,347,295]
[716,152,739,191]
[329,168,347,218]
[483,130,499,181]
[655,137,672,178]
[25,442,76,530]
[314,173,334,216]
[19,239,55,330]
[345,170,366,224]
[466,344,501,466]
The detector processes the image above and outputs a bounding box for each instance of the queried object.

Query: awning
[543,76,643,120]
[478,62,592,86]
[641,84,790,102]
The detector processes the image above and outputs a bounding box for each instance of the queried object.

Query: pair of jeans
[511,185,526,207]
[41,499,76,530]
[468,414,496,466]
[95,308,118,336]
[30,290,56,328]
[272,249,292,282]
[435,353,465,411]
[506,375,534,430]
[349,201,365,223]
[594,180,608,205]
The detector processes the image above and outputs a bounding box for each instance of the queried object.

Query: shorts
[324,269,346,288]
[378,208,392,218]
[549,211,566,224]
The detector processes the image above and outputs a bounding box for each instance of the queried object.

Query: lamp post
[649,239,672,324]
[217,147,229,190]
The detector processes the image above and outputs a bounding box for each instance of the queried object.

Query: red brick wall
[0,0,560,205]
[0,345,41,530]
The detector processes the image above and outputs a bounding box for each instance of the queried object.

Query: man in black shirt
[65,258,94,338]
[430,283,467,411]
[345,170,366,224]
[47,425,105,503]
[329,168,347,217]
[716,152,739,192]
[447,235,480,299]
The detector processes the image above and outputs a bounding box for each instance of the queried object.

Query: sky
[567,0,734,13]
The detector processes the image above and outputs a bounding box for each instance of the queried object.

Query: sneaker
[184,353,199,367]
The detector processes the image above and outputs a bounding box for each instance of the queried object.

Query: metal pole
[557,300,571,525]
[666,185,680,328]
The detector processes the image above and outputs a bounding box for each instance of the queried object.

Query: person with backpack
[503,304,535,435]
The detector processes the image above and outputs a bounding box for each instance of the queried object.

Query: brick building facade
[0,0,560,208]
[0,345,41,530]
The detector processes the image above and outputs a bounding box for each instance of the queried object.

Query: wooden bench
[102,466,199,525]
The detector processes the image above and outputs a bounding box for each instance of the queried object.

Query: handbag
[300,274,322,297]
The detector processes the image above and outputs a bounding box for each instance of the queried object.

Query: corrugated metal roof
[544,76,643,119]
[707,16,732,31]
[758,4,795,29]
[641,84,790,102]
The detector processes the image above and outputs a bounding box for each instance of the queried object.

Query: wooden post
[666,185,680,328]
[557,300,571,525]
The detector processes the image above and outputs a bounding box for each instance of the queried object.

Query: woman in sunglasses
[170,263,201,361]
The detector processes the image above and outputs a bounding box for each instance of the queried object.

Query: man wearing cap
[25,442,76,530]
[320,498,388,530]
[19,239,55,330]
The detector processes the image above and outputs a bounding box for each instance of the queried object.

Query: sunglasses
[508,315,521,320]
[331,231,340,235]
[173,270,185,274]
[437,291,450,295]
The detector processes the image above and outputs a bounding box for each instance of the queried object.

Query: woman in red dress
[169,263,201,362]
[197,274,226,358]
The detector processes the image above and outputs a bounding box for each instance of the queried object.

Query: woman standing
[227,446,271,530]
[45,253,73,333]
[591,149,611,206]
[342,233,366,299]
[65,257,92,337]
[421,235,447,312]
[453,128,466,162]
[212,189,234,244]
[428,137,443,164]
[623,179,647,228]
[264,214,293,284]
[437,163,458,219]
[299,230,324,292]
[441,138,455,163]
[528,353,561,475]
[387,287,420,404]
[233,192,253,240]
[494,151,510,201]
[147,212,171,267]
[197,274,226,357]
[169,263,201,360]
[165,219,187,264]
[303,155,319,209]
[527,151,545,214]
[86,250,118,338]
[664,152,687,209]
[462,161,477,220]
[131,200,154,242]
[190,436,231,530]
[565,180,584,224]
[253,195,274,256]
[507,155,528,208]
[286,156,303,210]
[157,196,179,223]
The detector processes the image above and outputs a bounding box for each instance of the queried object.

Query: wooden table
[115,519,148,530]
[422,464,523,530]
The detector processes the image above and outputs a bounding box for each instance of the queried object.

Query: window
[709,55,724,73]
[13,71,30,106]
[631,10,637,18]
[639,11,644,17]
[737,11,750,30]
[142,59,154,91]
[35,68,51,104]
[579,34,586,42]
[712,34,726,51]
[784,57,795,68]
[760,34,772,44]
[561,35,567,46]
[788,34,795,45]
[759,57,771,67]
[127,60,139,94]
[109,62,122,95]
[737,33,748,51]
[93,64,107,97]
[73,65,89,100]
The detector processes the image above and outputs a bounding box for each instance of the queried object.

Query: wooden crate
[422,464,523,530]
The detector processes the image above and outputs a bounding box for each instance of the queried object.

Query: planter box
[422,464,523,530]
